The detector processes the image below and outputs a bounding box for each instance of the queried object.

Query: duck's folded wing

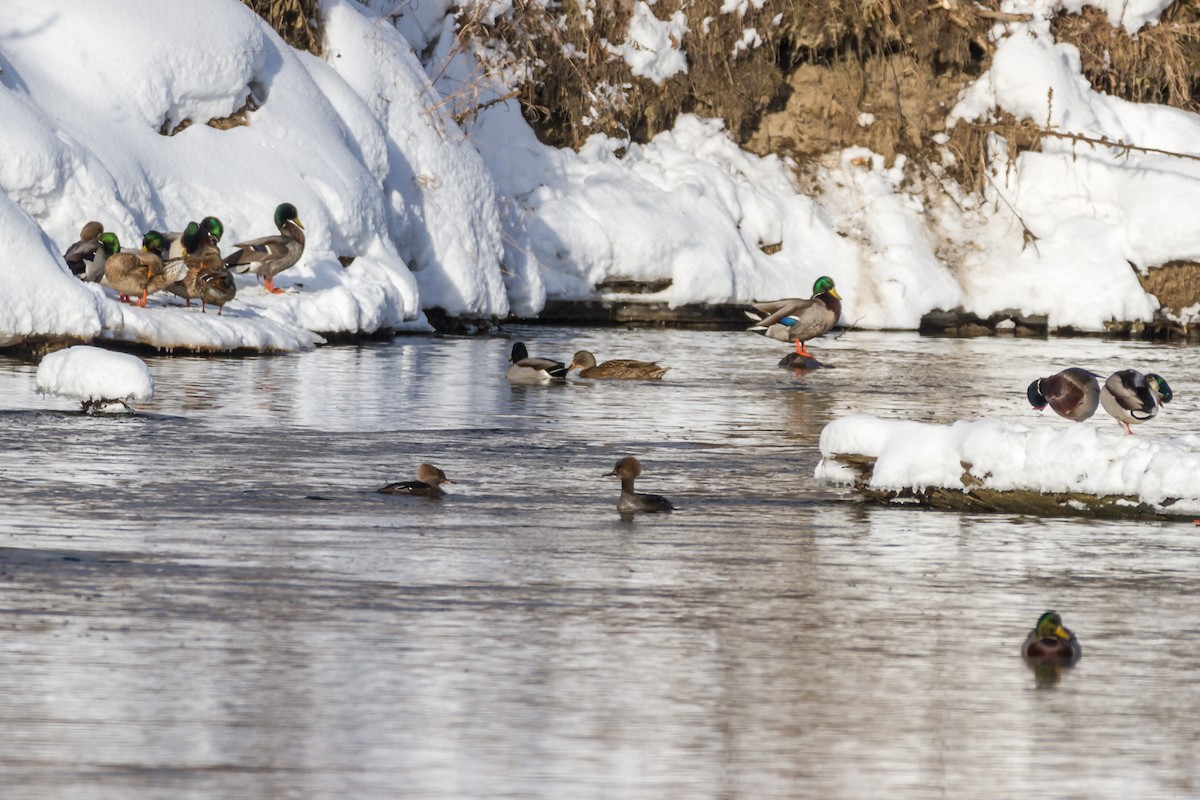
[753,299,815,328]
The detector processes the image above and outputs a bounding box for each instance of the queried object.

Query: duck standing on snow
[63,221,106,281]
[100,231,187,307]
[1026,367,1100,421]
[605,456,674,514]
[223,202,305,294]
[746,275,843,357]
[377,463,454,498]
[1100,369,1172,434]
[506,342,569,383]
[569,350,668,380]
[1022,610,1082,667]
[165,215,224,259]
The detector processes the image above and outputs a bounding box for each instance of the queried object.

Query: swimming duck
[100,231,187,307]
[165,216,224,259]
[605,456,674,514]
[746,275,843,356]
[1100,369,1172,434]
[1022,610,1082,666]
[1027,368,1100,422]
[569,350,668,380]
[506,342,569,383]
[377,463,454,498]
[223,202,305,294]
[63,221,106,281]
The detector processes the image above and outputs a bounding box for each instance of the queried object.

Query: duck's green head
[1026,379,1046,410]
[1146,374,1173,404]
[275,202,303,230]
[141,230,166,255]
[811,275,841,301]
[180,221,202,255]
[200,216,224,242]
[1035,611,1071,641]
[98,231,121,256]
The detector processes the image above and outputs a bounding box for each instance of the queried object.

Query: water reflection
[0,329,1198,798]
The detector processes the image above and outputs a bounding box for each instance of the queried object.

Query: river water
[0,326,1197,798]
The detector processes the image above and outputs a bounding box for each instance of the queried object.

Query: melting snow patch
[36,345,154,412]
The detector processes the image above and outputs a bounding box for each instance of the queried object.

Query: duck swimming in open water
[506,342,569,383]
[569,350,668,380]
[377,463,454,498]
[1022,610,1082,666]
[1026,367,1100,422]
[746,275,842,357]
[1100,369,1172,434]
[605,456,674,514]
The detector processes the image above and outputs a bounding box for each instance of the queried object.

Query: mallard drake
[378,463,454,498]
[746,275,842,356]
[1100,369,1172,434]
[100,231,187,307]
[223,202,304,294]
[1022,611,1082,666]
[166,216,224,259]
[569,350,668,380]
[1027,368,1100,422]
[605,456,674,514]
[63,221,106,281]
[506,342,569,383]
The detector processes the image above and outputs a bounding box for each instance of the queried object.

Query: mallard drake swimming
[1022,610,1082,666]
[63,221,106,281]
[166,216,224,259]
[223,202,304,294]
[1027,368,1100,422]
[1100,369,1172,434]
[605,456,674,514]
[569,350,668,380]
[377,463,454,498]
[506,342,569,383]
[746,275,842,356]
[100,231,186,307]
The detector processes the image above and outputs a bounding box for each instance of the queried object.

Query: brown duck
[569,350,668,380]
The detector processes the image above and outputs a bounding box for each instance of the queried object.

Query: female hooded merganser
[378,463,454,498]
[605,456,674,514]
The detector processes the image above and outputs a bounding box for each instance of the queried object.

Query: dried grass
[240,0,323,55]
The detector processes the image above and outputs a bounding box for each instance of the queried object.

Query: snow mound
[815,414,1200,516]
[36,346,154,406]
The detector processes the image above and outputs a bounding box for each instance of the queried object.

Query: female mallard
[63,221,106,281]
[1100,369,1172,434]
[605,456,674,514]
[182,251,237,315]
[1027,367,1100,422]
[100,231,186,307]
[378,463,454,498]
[223,202,304,294]
[506,342,569,383]
[569,350,668,380]
[746,275,842,356]
[1022,611,1082,666]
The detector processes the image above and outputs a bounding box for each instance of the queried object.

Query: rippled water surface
[1,327,1198,798]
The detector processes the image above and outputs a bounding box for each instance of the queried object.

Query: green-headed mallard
[377,463,454,498]
[63,221,106,281]
[746,275,843,357]
[1027,368,1101,422]
[569,350,668,380]
[100,231,187,307]
[506,342,569,383]
[223,203,304,294]
[165,216,224,260]
[1100,369,1173,434]
[605,456,674,514]
[1022,610,1082,666]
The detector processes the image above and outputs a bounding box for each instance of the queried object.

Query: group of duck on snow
[61,202,306,313]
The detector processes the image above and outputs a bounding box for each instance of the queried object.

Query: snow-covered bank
[3,0,1200,353]
[816,414,1200,518]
